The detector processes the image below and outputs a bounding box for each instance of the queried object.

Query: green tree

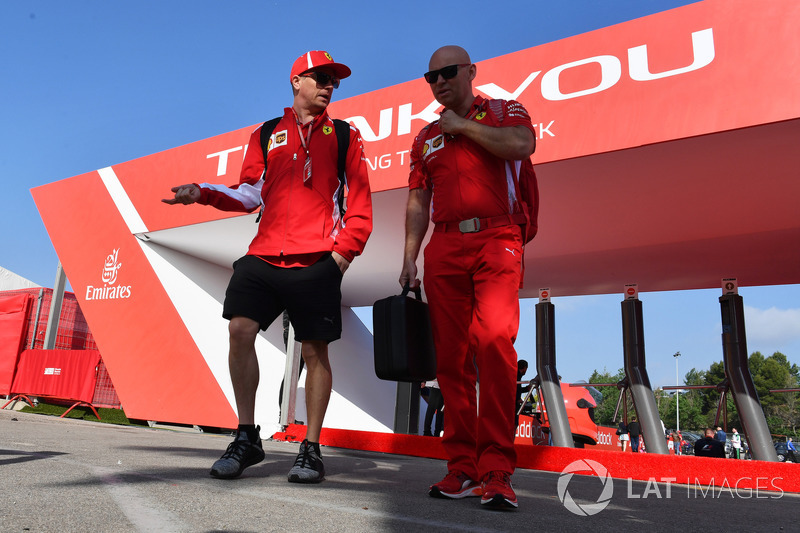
[678,368,709,430]
[695,351,798,438]
[587,351,799,439]
[656,366,707,433]
[754,352,800,437]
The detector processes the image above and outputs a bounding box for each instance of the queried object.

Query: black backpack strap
[332,119,350,216]
[259,117,283,169]
[255,117,282,222]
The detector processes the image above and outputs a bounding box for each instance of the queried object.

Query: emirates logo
[102,248,122,285]
[86,248,132,301]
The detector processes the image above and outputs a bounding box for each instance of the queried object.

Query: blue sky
[2,1,798,389]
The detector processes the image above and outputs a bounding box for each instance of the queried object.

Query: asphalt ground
[1,408,797,533]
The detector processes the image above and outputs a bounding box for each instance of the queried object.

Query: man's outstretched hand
[162,184,201,205]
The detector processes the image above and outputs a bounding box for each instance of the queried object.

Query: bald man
[400,45,537,510]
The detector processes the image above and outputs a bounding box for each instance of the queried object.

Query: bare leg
[228,316,260,425]
[301,340,332,442]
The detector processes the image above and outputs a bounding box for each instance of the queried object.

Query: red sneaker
[480,471,518,510]
[429,470,482,499]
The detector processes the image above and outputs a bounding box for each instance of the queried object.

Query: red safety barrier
[0,293,32,395]
[92,358,121,409]
[0,289,121,409]
[273,423,800,494]
[2,349,102,419]
[0,288,99,352]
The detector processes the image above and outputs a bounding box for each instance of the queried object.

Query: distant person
[695,428,726,458]
[730,428,742,459]
[515,359,531,429]
[628,418,641,452]
[671,431,682,456]
[423,379,444,437]
[715,426,727,443]
[617,420,629,452]
[163,50,373,483]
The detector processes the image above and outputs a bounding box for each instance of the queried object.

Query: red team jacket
[196,107,373,264]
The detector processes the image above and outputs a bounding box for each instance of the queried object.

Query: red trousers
[423,224,522,479]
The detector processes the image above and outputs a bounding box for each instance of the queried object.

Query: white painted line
[98,166,149,235]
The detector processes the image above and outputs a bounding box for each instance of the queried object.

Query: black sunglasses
[424,63,470,84]
[301,71,340,89]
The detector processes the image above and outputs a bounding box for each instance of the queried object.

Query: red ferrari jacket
[196,107,372,263]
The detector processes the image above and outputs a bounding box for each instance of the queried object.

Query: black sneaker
[287,439,325,483]
[210,427,265,479]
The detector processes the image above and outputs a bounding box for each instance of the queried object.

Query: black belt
[434,213,527,233]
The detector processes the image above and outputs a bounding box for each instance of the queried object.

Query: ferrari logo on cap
[476,111,486,121]
[325,52,333,61]
[323,125,333,135]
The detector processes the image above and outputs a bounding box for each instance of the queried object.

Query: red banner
[0,294,32,395]
[11,349,101,403]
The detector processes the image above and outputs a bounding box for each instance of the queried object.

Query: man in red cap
[164,51,372,483]
[400,45,537,510]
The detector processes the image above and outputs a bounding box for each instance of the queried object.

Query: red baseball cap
[290,50,351,80]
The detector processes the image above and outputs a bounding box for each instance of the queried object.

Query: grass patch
[19,401,146,426]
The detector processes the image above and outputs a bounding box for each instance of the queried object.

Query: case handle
[401,282,423,301]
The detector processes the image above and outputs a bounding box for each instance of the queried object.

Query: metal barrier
[0,288,121,409]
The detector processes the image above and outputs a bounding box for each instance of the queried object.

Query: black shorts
[223,254,343,342]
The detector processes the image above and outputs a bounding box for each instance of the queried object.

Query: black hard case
[372,285,437,382]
